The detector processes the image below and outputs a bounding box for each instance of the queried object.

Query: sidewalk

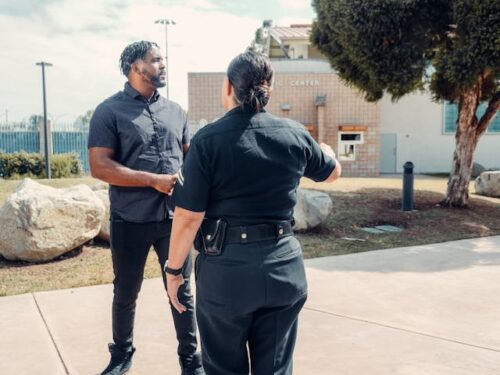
[1,236,500,374]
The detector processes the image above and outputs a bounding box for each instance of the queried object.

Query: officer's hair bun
[227,52,274,113]
[243,83,270,113]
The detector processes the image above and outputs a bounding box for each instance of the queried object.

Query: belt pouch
[196,218,227,256]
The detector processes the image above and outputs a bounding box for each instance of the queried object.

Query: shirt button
[206,234,212,240]
[278,228,284,235]
[241,233,247,239]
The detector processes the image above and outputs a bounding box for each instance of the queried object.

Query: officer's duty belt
[225,221,293,244]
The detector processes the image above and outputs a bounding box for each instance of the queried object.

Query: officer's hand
[320,143,336,159]
[152,174,177,195]
[167,274,187,314]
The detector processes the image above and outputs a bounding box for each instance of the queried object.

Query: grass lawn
[0,175,499,296]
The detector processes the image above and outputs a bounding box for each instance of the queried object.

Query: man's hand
[167,274,187,314]
[320,143,336,159]
[151,174,177,195]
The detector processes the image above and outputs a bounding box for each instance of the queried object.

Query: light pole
[36,61,53,179]
[155,18,176,100]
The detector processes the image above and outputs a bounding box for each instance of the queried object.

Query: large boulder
[91,181,109,191]
[475,171,500,198]
[293,189,333,231]
[471,162,486,178]
[90,181,110,242]
[0,178,105,262]
[94,189,110,242]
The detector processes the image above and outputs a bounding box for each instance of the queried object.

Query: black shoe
[180,352,204,375]
[100,343,136,375]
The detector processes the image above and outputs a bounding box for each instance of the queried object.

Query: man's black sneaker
[100,343,136,375]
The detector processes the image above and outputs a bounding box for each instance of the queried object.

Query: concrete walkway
[1,236,500,374]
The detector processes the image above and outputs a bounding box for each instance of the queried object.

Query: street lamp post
[155,18,176,100]
[36,61,53,179]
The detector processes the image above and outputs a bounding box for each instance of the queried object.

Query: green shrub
[0,152,82,179]
[48,153,82,178]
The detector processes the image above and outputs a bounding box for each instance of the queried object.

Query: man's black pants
[110,218,197,359]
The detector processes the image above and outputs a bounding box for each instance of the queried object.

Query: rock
[293,189,333,231]
[91,181,109,191]
[475,171,500,198]
[94,189,110,242]
[471,162,486,178]
[90,180,110,241]
[0,178,105,262]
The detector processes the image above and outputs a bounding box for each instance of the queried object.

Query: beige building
[187,24,500,176]
[188,25,380,177]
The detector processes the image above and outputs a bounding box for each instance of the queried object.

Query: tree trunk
[442,88,500,208]
[441,87,480,208]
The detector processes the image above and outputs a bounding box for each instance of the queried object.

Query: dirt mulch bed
[1,186,498,296]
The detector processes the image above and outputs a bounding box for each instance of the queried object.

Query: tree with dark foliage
[312,0,499,207]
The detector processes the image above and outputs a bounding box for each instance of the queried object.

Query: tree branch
[477,91,500,135]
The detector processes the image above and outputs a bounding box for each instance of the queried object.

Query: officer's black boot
[179,352,205,375]
[100,343,136,375]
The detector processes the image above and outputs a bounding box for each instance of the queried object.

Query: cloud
[0,0,314,121]
[279,0,312,11]
[275,15,315,27]
[0,0,58,17]
[0,0,259,120]
[119,2,261,108]
[42,0,125,35]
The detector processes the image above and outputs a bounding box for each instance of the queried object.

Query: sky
[0,0,315,123]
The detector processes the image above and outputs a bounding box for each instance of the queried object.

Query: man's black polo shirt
[172,107,336,225]
[88,83,189,222]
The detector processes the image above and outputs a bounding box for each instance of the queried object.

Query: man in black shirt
[88,41,203,375]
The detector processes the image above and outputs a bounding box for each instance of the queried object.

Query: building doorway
[380,133,397,173]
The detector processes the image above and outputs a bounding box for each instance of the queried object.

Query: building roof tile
[270,25,312,41]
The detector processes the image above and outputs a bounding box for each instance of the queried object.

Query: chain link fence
[0,120,90,173]
[0,118,211,176]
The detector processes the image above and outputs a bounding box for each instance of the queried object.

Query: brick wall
[188,72,380,176]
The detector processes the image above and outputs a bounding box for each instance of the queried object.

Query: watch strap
[164,263,183,276]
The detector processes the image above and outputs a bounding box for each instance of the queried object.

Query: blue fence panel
[0,131,39,153]
[0,124,90,173]
[52,131,89,172]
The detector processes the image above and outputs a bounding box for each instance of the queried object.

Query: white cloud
[275,15,315,27]
[0,0,292,121]
[279,0,312,11]
[119,2,260,109]
[42,0,124,34]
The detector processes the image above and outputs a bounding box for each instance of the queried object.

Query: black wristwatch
[164,261,183,276]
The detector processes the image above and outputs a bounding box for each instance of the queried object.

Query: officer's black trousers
[110,219,198,360]
[195,235,308,375]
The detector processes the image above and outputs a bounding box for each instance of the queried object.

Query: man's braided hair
[119,41,159,76]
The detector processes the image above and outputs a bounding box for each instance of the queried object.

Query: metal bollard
[402,161,414,211]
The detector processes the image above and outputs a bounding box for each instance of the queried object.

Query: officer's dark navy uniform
[172,104,336,374]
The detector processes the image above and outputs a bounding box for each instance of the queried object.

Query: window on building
[338,131,364,161]
[443,102,500,134]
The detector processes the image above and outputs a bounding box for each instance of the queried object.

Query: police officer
[88,41,203,375]
[165,51,341,375]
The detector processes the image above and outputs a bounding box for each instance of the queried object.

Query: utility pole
[36,61,53,179]
[155,18,176,100]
